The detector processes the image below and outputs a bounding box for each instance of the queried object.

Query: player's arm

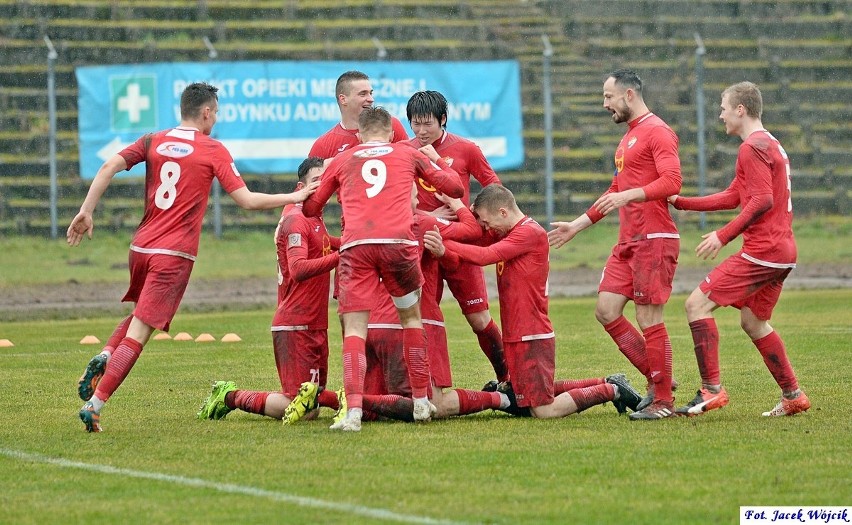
[468,144,502,187]
[594,127,681,215]
[669,186,740,212]
[433,194,483,242]
[417,144,464,198]
[443,229,528,267]
[229,180,318,211]
[67,153,128,245]
[301,164,340,217]
[281,216,340,281]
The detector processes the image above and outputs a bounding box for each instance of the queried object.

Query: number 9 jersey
[119,126,247,260]
[302,141,463,250]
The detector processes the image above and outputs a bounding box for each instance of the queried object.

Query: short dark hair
[358,106,392,136]
[723,81,763,118]
[297,157,324,182]
[336,70,370,98]
[607,69,643,96]
[180,82,218,120]
[406,90,448,126]
[473,184,517,214]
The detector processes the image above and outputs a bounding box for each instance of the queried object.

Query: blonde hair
[723,81,763,118]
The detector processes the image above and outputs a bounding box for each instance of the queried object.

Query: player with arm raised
[670,81,809,418]
[427,185,643,420]
[407,90,509,389]
[195,157,342,423]
[302,107,463,431]
[70,82,316,433]
[547,69,682,420]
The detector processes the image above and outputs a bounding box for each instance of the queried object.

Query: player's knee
[392,288,420,310]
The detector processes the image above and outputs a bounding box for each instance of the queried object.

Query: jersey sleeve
[416,154,464,198]
[212,144,246,194]
[118,135,149,170]
[444,229,528,267]
[468,144,501,187]
[640,126,682,201]
[281,216,340,281]
[673,186,740,212]
[302,162,341,217]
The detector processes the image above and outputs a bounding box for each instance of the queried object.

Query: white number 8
[361,159,386,198]
[155,161,181,210]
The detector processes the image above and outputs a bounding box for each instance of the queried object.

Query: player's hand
[428,204,458,221]
[695,231,723,260]
[418,144,440,162]
[423,227,445,257]
[593,191,631,216]
[67,212,94,246]
[292,179,320,202]
[434,192,464,213]
[547,222,580,249]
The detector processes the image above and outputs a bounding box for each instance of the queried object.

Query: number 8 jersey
[119,126,246,260]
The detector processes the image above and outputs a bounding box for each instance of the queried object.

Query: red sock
[754,331,799,392]
[689,318,721,386]
[103,315,133,353]
[455,389,502,415]
[362,394,414,422]
[318,389,340,410]
[474,320,509,382]
[604,316,649,379]
[554,377,604,395]
[403,328,430,398]
[225,390,270,415]
[643,323,673,403]
[342,336,366,409]
[568,383,615,413]
[94,337,143,401]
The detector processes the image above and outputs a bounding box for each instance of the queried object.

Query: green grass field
[2,289,850,524]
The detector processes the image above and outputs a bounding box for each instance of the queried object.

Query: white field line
[0,448,474,525]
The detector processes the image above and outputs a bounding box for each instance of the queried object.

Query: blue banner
[76,61,524,179]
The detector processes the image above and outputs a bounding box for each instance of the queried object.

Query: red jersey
[444,216,553,343]
[675,130,796,267]
[302,141,463,249]
[309,117,409,160]
[587,113,681,243]
[410,131,501,210]
[272,204,339,329]
[119,127,246,259]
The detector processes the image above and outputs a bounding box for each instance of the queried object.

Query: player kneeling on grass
[424,185,643,419]
[196,157,343,424]
[668,81,809,418]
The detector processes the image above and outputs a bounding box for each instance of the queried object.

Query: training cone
[80,335,101,345]
[195,333,216,342]
[0,339,14,347]
[173,332,193,341]
[221,333,242,342]
[153,333,172,341]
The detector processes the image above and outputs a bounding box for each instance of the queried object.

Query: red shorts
[425,322,452,388]
[271,329,329,398]
[504,338,556,408]
[364,328,411,396]
[699,255,793,320]
[599,238,679,305]
[337,244,423,314]
[123,250,194,331]
[440,261,489,315]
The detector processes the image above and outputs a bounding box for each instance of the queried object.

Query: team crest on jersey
[354,145,393,158]
[614,146,625,173]
[156,141,194,158]
[627,136,638,149]
[288,233,302,247]
[442,156,454,166]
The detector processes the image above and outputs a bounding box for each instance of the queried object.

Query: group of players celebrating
[68,68,809,433]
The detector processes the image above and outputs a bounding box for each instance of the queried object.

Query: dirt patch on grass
[2,263,850,322]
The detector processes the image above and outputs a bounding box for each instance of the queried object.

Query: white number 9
[361,159,387,198]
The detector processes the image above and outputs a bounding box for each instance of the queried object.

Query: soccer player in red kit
[195,157,342,423]
[548,69,682,421]
[407,90,508,387]
[342,192,511,424]
[302,107,463,431]
[426,185,643,419]
[309,70,409,160]
[670,81,810,417]
[70,82,317,432]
